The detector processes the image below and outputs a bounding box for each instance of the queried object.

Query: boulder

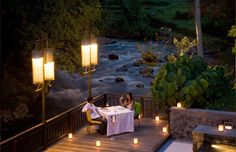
[115,77,124,83]
[116,67,128,72]
[108,54,119,60]
[136,84,144,88]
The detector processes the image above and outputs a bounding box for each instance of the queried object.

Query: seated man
[82,97,107,134]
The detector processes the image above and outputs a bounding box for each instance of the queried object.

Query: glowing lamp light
[44,62,55,80]
[81,43,98,67]
[96,140,101,147]
[81,44,91,67]
[162,127,167,133]
[68,133,73,139]
[225,125,232,130]
[44,49,55,80]
[155,116,160,122]
[138,114,141,119]
[218,125,224,132]
[91,43,98,65]
[133,138,138,144]
[177,103,182,108]
[32,57,44,84]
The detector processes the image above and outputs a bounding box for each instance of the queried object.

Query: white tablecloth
[98,106,134,136]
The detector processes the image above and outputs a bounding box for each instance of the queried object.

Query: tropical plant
[152,55,234,112]
[173,37,197,56]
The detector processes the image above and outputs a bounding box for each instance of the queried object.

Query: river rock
[116,67,128,72]
[136,83,144,88]
[157,59,164,63]
[139,68,153,75]
[100,55,107,58]
[115,77,124,83]
[108,54,119,60]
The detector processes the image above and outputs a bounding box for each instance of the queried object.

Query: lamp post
[32,40,55,148]
[81,41,98,97]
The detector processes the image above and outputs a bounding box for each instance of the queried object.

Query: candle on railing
[96,140,101,147]
[162,127,167,133]
[225,125,232,130]
[68,133,73,139]
[155,116,160,122]
[177,103,182,108]
[218,124,224,132]
[133,138,138,144]
[224,122,233,130]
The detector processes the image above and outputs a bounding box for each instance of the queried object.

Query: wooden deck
[46,118,169,152]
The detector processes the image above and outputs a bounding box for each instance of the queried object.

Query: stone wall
[170,107,236,140]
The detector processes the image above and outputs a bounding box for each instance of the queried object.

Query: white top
[82,102,100,119]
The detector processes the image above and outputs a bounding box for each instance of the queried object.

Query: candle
[138,114,141,119]
[225,125,232,130]
[162,127,167,133]
[96,140,101,147]
[177,103,181,108]
[155,116,160,122]
[218,125,224,132]
[133,138,138,144]
[68,133,73,139]
[112,116,116,123]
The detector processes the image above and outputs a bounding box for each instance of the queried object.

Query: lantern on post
[81,40,98,97]
[32,40,55,123]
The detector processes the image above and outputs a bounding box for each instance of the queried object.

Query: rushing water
[46,39,175,115]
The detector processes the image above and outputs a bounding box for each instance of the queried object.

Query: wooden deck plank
[45,118,169,152]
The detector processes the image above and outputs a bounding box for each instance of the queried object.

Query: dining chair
[85,110,102,134]
[134,102,141,127]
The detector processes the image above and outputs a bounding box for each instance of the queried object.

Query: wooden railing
[0,93,157,152]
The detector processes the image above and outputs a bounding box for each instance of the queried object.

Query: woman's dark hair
[87,97,93,103]
[127,93,133,101]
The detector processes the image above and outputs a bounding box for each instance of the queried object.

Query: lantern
[32,50,44,84]
[162,127,167,133]
[218,125,224,132]
[177,103,182,108]
[96,140,101,147]
[68,133,73,139]
[44,49,55,80]
[91,43,98,65]
[133,138,138,144]
[81,44,91,67]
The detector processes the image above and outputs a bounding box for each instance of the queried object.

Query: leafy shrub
[152,55,234,112]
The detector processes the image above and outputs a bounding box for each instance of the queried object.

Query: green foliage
[228,25,236,54]
[201,0,235,37]
[173,37,196,56]
[152,55,234,112]
[101,0,152,38]
[2,0,102,72]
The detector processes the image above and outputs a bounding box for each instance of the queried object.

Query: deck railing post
[43,123,47,150]
[141,97,145,118]
[153,97,157,117]
[104,94,107,107]
[68,112,71,133]
[12,140,17,152]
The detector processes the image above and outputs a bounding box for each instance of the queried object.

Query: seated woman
[119,93,134,110]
